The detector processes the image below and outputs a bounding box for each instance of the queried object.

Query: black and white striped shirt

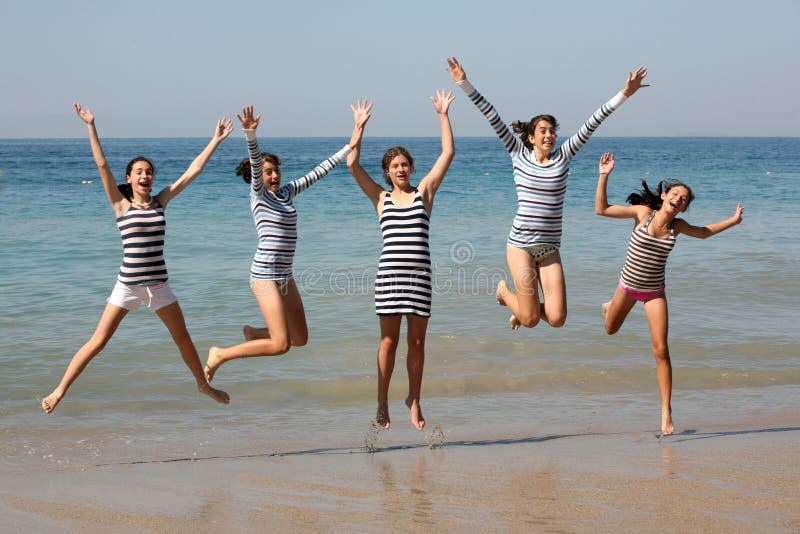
[116,201,168,285]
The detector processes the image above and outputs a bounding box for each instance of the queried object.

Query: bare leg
[156,302,229,405]
[604,285,637,335]
[41,303,128,414]
[500,246,541,328]
[537,252,567,327]
[376,316,401,429]
[643,296,674,436]
[243,325,269,341]
[205,280,292,382]
[496,280,521,330]
[405,315,428,430]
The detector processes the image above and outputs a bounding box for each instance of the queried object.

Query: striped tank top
[457,79,627,248]
[375,190,432,317]
[116,200,168,285]
[619,211,676,291]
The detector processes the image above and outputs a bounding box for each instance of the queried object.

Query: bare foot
[602,301,611,315]
[406,397,425,430]
[41,391,63,414]
[376,403,390,429]
[661,408,675,436]
[496,280,509,306]
[509,314,521,330]
[199,382,230,404]
[205,347,224,382]
[243,325,269,341]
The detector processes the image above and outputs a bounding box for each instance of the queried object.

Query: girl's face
[661,185,691,214]
[385,155,412,187]
[528,120,557,153]
[263,159,282,192]
[126,161,154,197]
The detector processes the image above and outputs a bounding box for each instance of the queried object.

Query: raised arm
[675,203,744,239]
[418,89,456,207]
[157,117,233,208]
[595,152,642,219]
[446,57,519,155]
[347,99,384,211]
[237,105,265,194]
[74,103,125,210]
[561,67,649,161]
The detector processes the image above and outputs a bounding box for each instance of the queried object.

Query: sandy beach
[3,410,798,533]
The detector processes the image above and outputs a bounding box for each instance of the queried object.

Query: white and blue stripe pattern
[116,202,168,285]
[458,79,626,248]
[375,191,432,317]
[619,211,676,291]
[245,130,350,280]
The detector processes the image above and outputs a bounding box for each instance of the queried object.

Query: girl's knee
[518,313,541,329]
[548,313,566,328]
[651,342,669,361]
[380,336,399,353]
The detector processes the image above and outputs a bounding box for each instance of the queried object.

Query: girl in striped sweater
[204,105,368,383]
[595,152,744,435]
[446,57,648,331]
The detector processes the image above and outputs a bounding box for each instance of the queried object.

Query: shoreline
[2,416,798,532]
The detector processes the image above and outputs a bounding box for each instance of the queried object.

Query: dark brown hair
[381,146,415,186]
[118,157,156,200]
[236,153,281,184]
[511,114,559,150]
[627,180,695,210]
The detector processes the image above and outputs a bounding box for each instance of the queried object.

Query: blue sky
[1,0,798,137]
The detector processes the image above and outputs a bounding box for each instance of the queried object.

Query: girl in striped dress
[446,57,648,331]
[347,92,455,430]
[203,106,368,382]
[42,103,232,414]
[595,152,744,436]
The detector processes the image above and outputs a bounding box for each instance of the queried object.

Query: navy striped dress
[375,190,432,317]
[115,201,168,285]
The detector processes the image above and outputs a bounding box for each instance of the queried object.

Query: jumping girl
[42,103,232,413]
[446,57,648,330]
[347,92,455,430]
[203,105,368,382]
[595,151,744,435]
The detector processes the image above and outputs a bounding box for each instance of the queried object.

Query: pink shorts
[618,281,664,302]
[108,281,177,311]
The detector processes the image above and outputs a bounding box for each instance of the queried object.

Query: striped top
[116,200,168,285]
[457,79,627,248]
[375,190,432,317]
[619,211,676,291]
[245,129,350,280]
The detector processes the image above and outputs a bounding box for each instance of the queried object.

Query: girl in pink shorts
[595,152,744,436]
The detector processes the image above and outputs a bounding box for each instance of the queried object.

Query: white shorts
[108,281,177,312]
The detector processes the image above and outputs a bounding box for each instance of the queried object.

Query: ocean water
[1,136,798,472]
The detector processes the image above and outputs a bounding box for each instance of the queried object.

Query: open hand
[351,99,373,129]
[623,67,649,97]
[73,102,95,125]
[599,152,615,175]
[237,105,261,130]
[213,118,234,141]
[431,89,455,115]
[446,57,466,83]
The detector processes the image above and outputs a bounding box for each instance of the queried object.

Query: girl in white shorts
[41,103,233,413]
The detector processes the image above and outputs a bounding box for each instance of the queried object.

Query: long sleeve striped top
[457,79,627,248]
[245,129,350,280]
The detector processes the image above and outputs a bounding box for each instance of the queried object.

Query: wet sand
[2,416,798,533]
